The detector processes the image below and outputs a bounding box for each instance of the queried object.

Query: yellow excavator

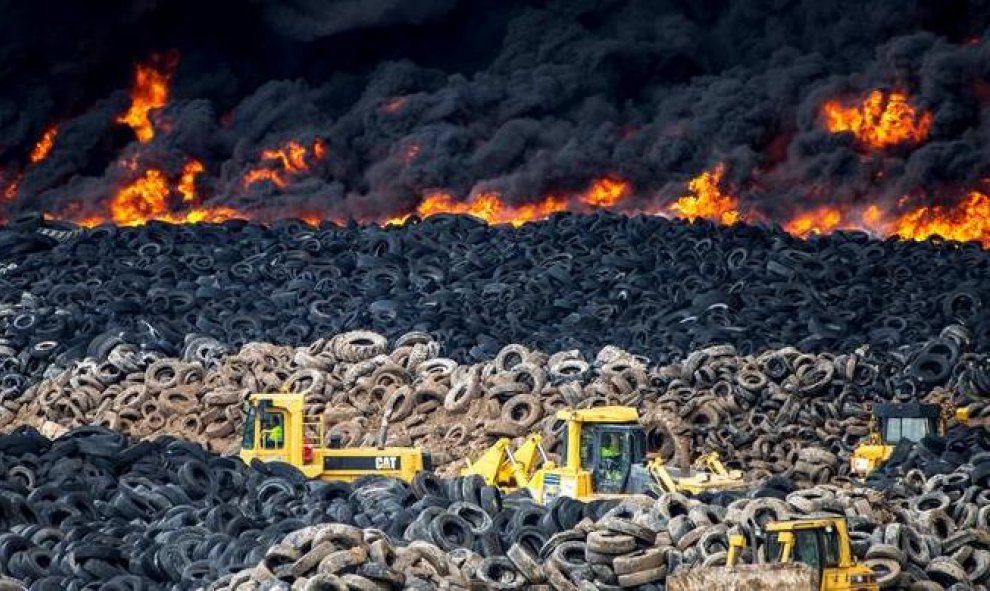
[668,517,878,591]
[850,401,987,478]
[461,406,747,504]
[239,392,430,482]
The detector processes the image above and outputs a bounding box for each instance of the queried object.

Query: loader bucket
[667,563,817,591]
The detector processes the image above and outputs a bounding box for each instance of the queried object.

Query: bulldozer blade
[667,564,817,591]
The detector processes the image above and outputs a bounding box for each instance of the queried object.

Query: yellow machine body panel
[849,440,893,478]
[239,393,428,482]
[673,517,879,591]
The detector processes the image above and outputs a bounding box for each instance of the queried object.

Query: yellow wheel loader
[238,392,430,482]
[667,517,878,591]
[461,406,747,504]
[849,401,985,478]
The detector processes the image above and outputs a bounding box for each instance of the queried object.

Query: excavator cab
[671,518,877,591]
[850,403,940,477]
[875,403,940,444]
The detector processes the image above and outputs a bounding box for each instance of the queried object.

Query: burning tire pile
[1,216,990,590]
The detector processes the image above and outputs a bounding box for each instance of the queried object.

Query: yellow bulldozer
[850,401,987,478]
[461,406,747,504]
[667,517,878,591]
[238,392,430,482]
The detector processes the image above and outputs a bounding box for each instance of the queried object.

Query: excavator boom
[461,434,550,489]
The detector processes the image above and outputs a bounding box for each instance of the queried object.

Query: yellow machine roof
[555,406,639,423]
[248,392,305,406]
[765,517,845,531]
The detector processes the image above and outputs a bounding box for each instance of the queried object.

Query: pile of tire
[1,211,989,399]
[1,425,989,588]
[0,424,566,590]
[11,327,989,483]
[208,476,990,590]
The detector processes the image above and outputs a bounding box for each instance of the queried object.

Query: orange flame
[890,191,990,246]
[29,126,57,164]
[384,176,634,227]
[580,177,631,207]
[243,139,326,189]
[177,159,204,203]
[108,159,239,226]
[117,55,176,143]
[823,90,932,149]
[669,164,741,225]
[111,168,170,224]
[409,190,568,227]
[783,206,844,236]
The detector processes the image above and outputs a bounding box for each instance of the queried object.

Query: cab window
[261,409,286,450]
[822,529,841,567]
[793,530,822,572]
[884,418,933,443]
[242,406,257,449]
[579,426,595,468]
[593,429,632,494]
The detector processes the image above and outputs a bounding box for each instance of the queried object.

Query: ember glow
[381,97,407,113]
[822,90,933,149]
[2,175,20,202]
[109,159,240,226]
[117,55,175,143]
[29,126,57,164]
[668,164,741,225]
[243,139,326,189]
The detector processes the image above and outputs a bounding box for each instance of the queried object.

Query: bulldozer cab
[720,518,877,591]
[532,406,650,503]
[240,394,322,466]
[572,421,648,493]
[872,403,940,444]
[765,523,843,577]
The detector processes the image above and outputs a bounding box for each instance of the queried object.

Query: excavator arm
[693,451,727,475]
[461,434,549,488]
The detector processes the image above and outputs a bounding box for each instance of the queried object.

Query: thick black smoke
[1,0,989,224]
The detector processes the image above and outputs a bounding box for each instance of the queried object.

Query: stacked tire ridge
[1,213,990,590]
[0,328,987,589]
[0,212,988,396]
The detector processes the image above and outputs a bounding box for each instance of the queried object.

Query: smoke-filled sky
[1,0,989,230]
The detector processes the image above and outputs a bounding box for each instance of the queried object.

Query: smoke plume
[1,0,989,242]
